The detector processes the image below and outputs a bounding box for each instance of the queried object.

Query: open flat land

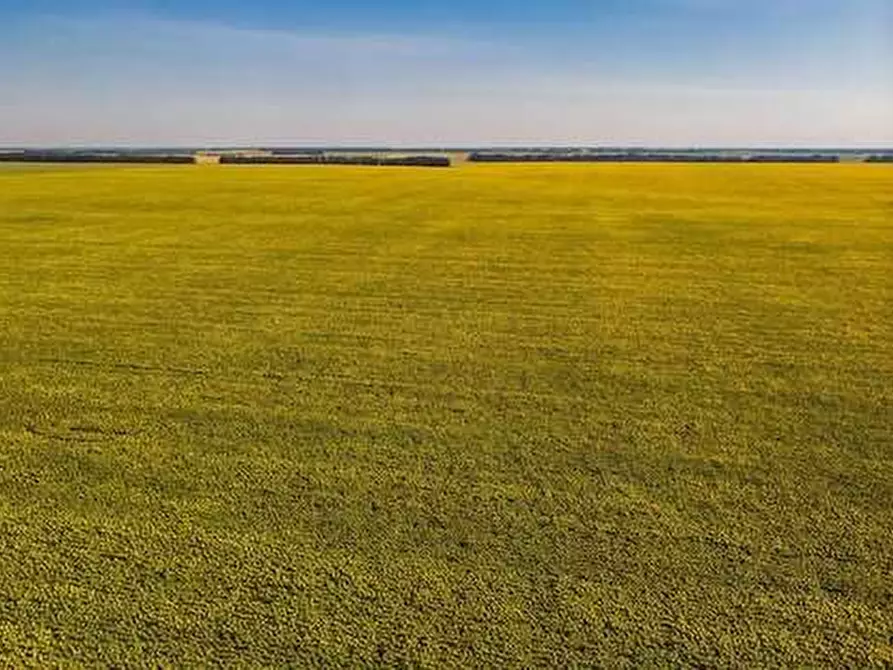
[0,163,891,666]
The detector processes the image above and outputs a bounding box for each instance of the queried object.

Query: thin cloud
[0,12,889,146]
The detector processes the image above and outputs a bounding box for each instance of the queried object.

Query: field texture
[0,163,891,666]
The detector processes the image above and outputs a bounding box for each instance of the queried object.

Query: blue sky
[1,0,890,146]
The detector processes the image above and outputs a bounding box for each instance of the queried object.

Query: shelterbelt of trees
[468,150,893,163]
[2,149,890,166]
[219,154,451,167]
[0,151,452,167]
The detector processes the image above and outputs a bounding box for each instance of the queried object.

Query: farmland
[0,162,891,665]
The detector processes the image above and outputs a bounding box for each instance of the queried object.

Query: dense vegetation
[467,150,846,163]
[0,152,196,164]
[0,163,891,666]
[219,154,451,167]
[0,152,451,167]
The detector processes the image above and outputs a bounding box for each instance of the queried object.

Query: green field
[1,163,891,666]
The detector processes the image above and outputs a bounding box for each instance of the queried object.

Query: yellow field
[1,162,891,665]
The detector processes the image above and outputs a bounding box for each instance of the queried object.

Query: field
[0,162,891,666]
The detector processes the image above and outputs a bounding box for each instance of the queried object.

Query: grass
[0,162,891,666]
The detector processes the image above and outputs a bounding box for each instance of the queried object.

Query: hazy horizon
[3,144,893,151]
[2,1,891,147]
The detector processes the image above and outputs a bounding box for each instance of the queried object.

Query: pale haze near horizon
[1,1,891,147]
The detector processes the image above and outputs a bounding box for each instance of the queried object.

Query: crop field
[0,162,891,666]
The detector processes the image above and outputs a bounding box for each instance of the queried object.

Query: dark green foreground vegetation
[0,163,891,666]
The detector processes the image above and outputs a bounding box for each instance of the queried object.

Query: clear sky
[1,0,890,146]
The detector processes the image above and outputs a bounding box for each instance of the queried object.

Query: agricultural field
[0,162,891,666]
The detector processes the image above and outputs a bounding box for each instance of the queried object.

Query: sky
[1,0,891,147]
